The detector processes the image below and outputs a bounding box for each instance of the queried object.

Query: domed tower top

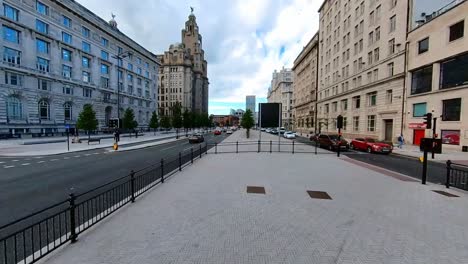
[109,13,118,29]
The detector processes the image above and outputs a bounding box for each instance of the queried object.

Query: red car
[214,130,222,135]
[350,138,393,154]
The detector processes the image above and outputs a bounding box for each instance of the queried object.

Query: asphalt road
[0,132,230,226]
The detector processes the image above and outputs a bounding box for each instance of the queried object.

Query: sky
[76,0,321,115]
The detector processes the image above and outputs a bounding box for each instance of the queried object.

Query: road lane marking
[50,159,59,161]
[3,165,14,168]
[12,160,19,162]
[74,155,81,158]
[34,157,43,159]
[84,154,91,156]
[93,152,99,155]
[161,145,177,151]
[63,157,70,160]
[37,161,45,164]
[0,162,4,164]
[21,163,31,166]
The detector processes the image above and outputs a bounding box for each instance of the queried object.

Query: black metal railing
[0,143,208,264]
[207,140,337,156]
[446,160,468,191]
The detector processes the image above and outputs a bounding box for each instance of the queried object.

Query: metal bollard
[160,159,164,183]
[258,140,260,153]
[199,144,202,158]
[130,170,135,203]
[315,139,318,155]
[179,152,182,171]
[191,148,194,164]
[236,141,238,153]
[215,142,218,154]
[446,160,452,188]
[292,141,295,154]
[270,140,272,153]
[69,192,77,243]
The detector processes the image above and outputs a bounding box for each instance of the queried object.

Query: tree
[149,111,159,135]
[182,109,192,133]
[209,114,214,128]
[171,102,183,138]
[241,109,255,138]
[160,114,171,130]
[122,108,138,134]
[76,104,98,141]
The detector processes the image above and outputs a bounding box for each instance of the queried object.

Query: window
[391,0,397,8]
[3,4,19,21]
[4,72,22,86]
[38,79,49,90]
[117,58,123,67]
[127,74,133,82]
[3,25,19,43]
[118,46,123,54]
[386,90,393,104]
[101,50,109,61]
[440,52,468,89]
[367,115,376,131]
[353,96,361,109]
[368,52,373,65]
[353,116,359,131]
[101,37,108,47]
[343,117,347,130]
[373,69,379,81]
[374,48,380,62]
[38,100,50,120]
[36,1,48,15]
[82,71,90,83]
[375,26,380,41]
[341,99,348,111]
[118,70,123,80]
[36,19,48,34]
[389,15,396,32]
[145,62,149,69]
[442,98,461,121]
[63,86,73,95]
[369,11,375,25]
[128,63,133,71]
[101,64,109,74]
[411,65,432,95]
[3,47,21,65]
[367,92,377,106]
[137,57,142,64]
[64,103,72,121]
[413,103,427,117]
[82,57,90,68]
[332,102,338,112]
[83,88,92,98]
[36,39,49,54]
[82,42,91,53]
[388,62,394,77]
[6,96,22,120]
[82,26,90,38]
[100,77,109,88]
[137,68,142,75]
[145,71,150,78]
[62,32,72,44]
[388,39,395,55]
[137,78,142,85]
[62,65,72,78]
[62,49,72,61]
[36,57,49,72]
[449,21,464,42]
[375,5,381,20]
[418,38,429,54]
[63,16,71,28]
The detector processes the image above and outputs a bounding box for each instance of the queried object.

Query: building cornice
[292,32,319,70]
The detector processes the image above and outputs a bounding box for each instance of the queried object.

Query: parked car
[271,129,278,134]
[284,132,296,139]
[261,128,266,132]
[188,133,204,144]
[266,128,272,133]
[317,134,349,151]
[350,138,393,154]
[226,129,233,134]
[279,127,286,134]
[309,133,319,142]
[214,130,222,135]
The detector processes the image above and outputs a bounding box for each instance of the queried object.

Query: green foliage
[183,109,191,129]
[149,111,159,130]
[160,114,171,129]
[171,102,183,129]
[76,104,98,132]
[122,108,138,130]
[241,109,254,129]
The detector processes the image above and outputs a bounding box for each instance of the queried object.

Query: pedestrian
[116,129,120,142]
[398,134,404,149]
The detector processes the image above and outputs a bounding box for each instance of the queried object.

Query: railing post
[179,152,182,171]
[130,170,135,203]
[69,192,77,243]
[191,148,194,164]
[446,160,452,188]
[270,140,272,153]
[205,143,208,155]
[292,141,295,154]
[199,144,202,158]
[258,140,260,153]
[315,139,318,155]
[215,142,218,154]
[236,141,238,153]
[160,159,164,183]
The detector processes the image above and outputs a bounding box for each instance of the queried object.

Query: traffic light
[337,115,343,129]
[423,113,432,129]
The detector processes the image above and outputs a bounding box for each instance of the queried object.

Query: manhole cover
[247,186,266,194]
[307,191,332,200]
[432,190,459,197]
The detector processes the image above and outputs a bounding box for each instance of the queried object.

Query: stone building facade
[292,33,319,135]
[267,68,293,129]
[317,0,408,142]
[157,12,209,116]
[0,0,159,137]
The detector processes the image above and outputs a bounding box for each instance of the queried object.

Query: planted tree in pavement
[160,114,171,131]
[122,108,138,135]
[76,104,98,141]
[241,109,254,138]
[171,102,183,138]
[149,111,159,135]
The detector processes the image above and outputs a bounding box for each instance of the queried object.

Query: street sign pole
[67,128,70,151]
[422,148,428,184]
[432,117,437,159]
[337,128,341,157]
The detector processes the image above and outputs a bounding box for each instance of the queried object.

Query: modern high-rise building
[404,0,468,148]
[246,95,255,113]
[0,0,159,137]
[157,10,209,116]
[317,0,408,142]
[267,68,294,129]
[292,33,319,135]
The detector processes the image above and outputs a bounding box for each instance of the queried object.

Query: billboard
[259,103,281,128]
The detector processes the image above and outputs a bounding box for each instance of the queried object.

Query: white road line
[50,159,59,161]
[74,155,81,158]
[0,162,4,164]
[34,157,43,159]
[37,161,45,164]
[21,163,31,166]
[12,160,19,162]
[63,157,70,160]
[93,152,99,155]
[3,165,15,168]
[84,154,91,156]
[161,145,177,151]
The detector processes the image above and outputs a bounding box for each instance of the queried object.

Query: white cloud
[76,0,321,106]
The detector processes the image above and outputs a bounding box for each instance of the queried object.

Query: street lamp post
[112,51,133,122]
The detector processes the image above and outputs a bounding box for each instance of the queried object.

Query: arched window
[38,99,49,120]
[64,102,72,121]
[6,96,22,120]
[138,110,143,123]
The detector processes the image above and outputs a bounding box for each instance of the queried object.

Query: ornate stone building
[292,33,319,136]
[0,0,159,137]
[158,11,209,115]
[267,67,294,129]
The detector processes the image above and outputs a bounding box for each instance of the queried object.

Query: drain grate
[307,191,332,200]
[432,190,459,197]
[247,186,266,194]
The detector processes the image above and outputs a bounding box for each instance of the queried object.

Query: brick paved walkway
[41,131,468,264]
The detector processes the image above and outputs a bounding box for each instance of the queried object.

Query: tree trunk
[88,131,90,142]
[246,129,250,139]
